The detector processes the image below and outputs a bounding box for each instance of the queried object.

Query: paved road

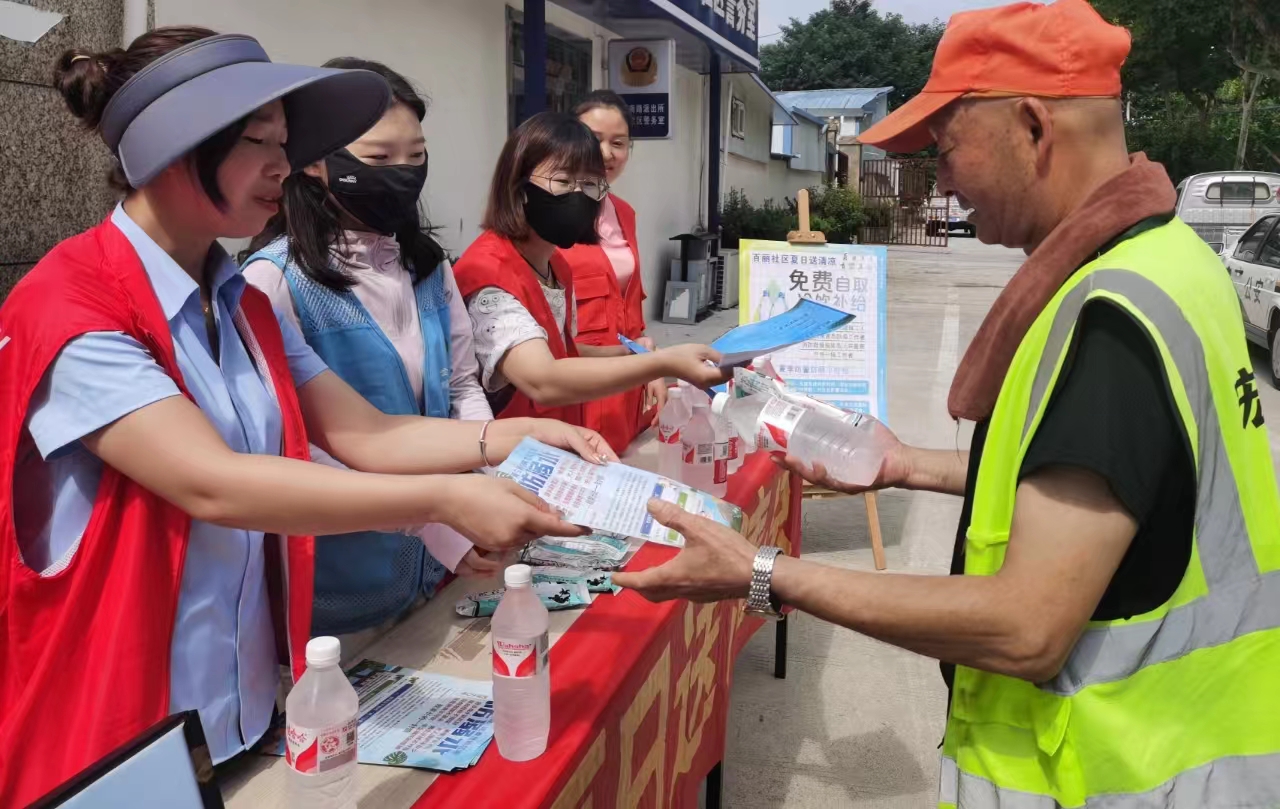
[651,237,1280,808]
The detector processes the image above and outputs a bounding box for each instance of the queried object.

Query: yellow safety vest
[940,219,1280,808]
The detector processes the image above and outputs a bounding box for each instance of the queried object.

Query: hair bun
[53,47,119,129]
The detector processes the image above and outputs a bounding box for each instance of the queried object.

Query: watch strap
[746,545,782,615]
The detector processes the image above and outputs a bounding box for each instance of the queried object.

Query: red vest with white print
[0,220,315,806]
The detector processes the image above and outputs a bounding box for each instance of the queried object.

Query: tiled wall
[0,0,123,301]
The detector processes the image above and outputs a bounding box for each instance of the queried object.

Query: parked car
[925,197,974,236]
[1176,172,1280,254]
[1224,213,1280,384]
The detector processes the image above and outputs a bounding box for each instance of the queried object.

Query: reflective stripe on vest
[1021,270,1275,695]
[940,752,1280,808]
[944,220,1280,808]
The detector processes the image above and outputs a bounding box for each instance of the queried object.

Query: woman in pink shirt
[560,91,663,453]
[242,59,498,635]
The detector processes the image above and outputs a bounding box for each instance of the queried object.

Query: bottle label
[286,716,358,775]
[755,399,806,450]
[493,631,549,678]
[729,435,742,461]
[658,424,680,445]
[714,458,728,484]
[683,441,714,465]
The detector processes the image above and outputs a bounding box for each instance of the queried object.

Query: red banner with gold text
[417,455,801,808]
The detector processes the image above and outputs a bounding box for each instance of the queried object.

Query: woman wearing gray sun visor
[0,27,612,805]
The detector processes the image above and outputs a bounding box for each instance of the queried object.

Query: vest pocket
[574,273,616,341]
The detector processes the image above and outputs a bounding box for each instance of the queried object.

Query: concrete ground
[649,237,1280,808]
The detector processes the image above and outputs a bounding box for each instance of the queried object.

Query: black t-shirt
[943,300,1197,686]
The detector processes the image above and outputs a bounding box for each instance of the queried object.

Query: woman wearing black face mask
[454,112,728,429]
[243,58,501,636]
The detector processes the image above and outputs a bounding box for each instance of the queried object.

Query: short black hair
[481,112,606,242]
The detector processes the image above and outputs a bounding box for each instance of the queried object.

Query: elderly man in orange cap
[615,1,1280,806]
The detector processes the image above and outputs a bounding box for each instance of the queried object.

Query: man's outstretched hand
[612,499,758,603]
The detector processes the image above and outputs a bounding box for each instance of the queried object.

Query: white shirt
[467,284,578,393]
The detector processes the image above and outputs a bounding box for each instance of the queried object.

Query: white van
[1175,172,1280,254]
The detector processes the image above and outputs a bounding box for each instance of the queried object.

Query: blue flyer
[709,298,854,367]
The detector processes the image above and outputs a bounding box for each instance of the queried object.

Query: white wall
[157,0,707,320]
[788,118,826,174]
[724,152,823,209]
[721,74,771,165]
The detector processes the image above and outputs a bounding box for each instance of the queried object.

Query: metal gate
[858,158,950,247]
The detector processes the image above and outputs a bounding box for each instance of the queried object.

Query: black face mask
[324,148,427,235]
[523,182,601,249]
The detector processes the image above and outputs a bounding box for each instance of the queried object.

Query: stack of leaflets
[271,661,494,772]
[496,439,743,547]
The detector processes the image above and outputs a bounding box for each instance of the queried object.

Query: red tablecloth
[417,454,801,808]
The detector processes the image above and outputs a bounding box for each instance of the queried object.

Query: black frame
[31,711,223,809]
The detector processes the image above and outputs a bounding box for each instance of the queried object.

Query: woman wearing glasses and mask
[560,91,660,453]
[242,59,499,638]
[453,112,727,430]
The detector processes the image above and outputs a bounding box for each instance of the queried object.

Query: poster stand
[787,189,887,571]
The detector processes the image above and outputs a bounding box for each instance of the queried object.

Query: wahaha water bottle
[681,402,724,496]
[286,637,359,809]
[712,392,894,488]
[492,564,550,761]
[657,387,690,480]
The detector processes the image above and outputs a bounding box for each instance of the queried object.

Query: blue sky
[757,0,1030,44]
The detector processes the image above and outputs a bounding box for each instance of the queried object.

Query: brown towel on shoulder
[947,153,1177,421]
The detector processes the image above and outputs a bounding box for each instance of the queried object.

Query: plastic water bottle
[711,411,732,489]
[657,387,690,480]
[712,392,894,488]
[492,564,550,761]
[286,637,359,809]
[681,402,724,496]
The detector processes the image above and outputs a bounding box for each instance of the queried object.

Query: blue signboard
[603,0,760,67]
[650,0,759,63]
[609,39,675,139]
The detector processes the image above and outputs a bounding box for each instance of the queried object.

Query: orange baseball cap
[858,0,1130,153]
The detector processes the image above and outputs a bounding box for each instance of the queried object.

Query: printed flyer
[497,439,743,547]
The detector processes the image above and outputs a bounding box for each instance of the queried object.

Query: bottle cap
[711,392,730,416]
[306,636,341,667]
[505,564,533,587]
[669,387,683,400]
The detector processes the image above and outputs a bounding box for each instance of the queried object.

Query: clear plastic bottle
[656,387,690,480]
[710,410,732,491]
[286,637,359,809]
[491,564,550,761]
[681,402,724,496]
[712,392,894,488]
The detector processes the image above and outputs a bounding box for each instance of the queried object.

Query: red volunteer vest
[560,195,651,453]
[0,220,315,807]
[453,230,584,427]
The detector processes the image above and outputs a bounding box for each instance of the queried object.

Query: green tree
[760,0,944,110]
[1093,0,1280,179]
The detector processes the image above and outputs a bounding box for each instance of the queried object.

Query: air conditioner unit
[712,249,739,309]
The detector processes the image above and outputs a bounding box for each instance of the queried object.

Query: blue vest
[244,237,452,634]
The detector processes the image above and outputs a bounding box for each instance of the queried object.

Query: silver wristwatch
[744,545,783,620]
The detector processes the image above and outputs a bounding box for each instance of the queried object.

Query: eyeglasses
[530,174,610,201]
